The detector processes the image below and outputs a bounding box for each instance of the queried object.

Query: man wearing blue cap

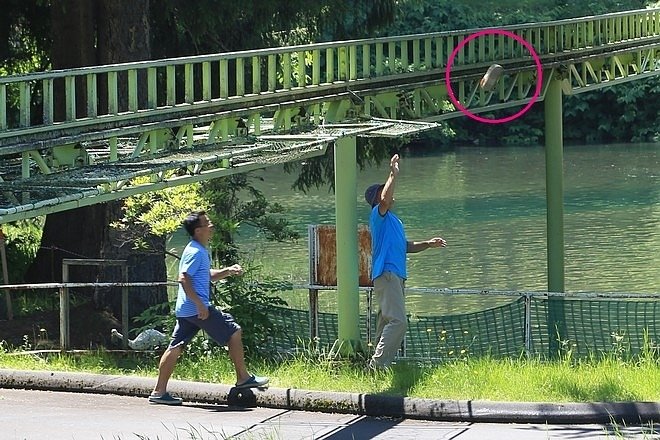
[365,154,447,369]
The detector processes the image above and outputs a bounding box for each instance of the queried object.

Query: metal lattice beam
[0,119,438,222]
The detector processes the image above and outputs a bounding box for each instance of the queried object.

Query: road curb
[1,369,658,424]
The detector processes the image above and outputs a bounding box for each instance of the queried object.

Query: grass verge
[1,346,658,402]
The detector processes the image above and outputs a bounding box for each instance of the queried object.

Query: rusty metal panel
[357,226,372,286]
[309,224,372,287]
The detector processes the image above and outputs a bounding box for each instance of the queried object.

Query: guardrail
[1,280,177,350]
[2,256,178,353]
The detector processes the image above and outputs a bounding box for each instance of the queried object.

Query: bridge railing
[1,8,658,154]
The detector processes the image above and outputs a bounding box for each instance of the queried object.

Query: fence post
[366,288,373,346]
[308,288,318,341]
[121,264,129,350]
[0,228,12,320]
[60,262,70,350]
[524,293,532,358]
[59,258,129,350]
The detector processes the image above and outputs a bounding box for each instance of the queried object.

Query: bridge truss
[0,8,659,223]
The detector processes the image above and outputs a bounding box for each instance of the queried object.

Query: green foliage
[0,1,51,127]
[383,0,652,36]
[1,217,69,318]
[0,1,50,71]
[315,0,397,41]
[211,271,290,355]
[564,80,660,143]
[1,218,43,283]
[132,301,174,337]
[114,178,205,249]
[202,174,300,265]
[149,0,397,57]
[12,290,58,318]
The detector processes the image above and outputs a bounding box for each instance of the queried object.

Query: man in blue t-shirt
[365,154,447,369]
[149,210,268,405]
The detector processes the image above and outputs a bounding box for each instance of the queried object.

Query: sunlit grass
[411,356,660,402]
[1,345,658,402]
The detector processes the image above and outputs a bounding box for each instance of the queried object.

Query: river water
[169,143,658,313]
[234,143,658,297]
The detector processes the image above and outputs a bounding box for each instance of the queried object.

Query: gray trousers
[370,271,406,367]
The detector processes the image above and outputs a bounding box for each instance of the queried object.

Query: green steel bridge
[1,8,659,347]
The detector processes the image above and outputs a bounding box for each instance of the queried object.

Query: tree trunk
[97,0,151,111]
[96,230,167,324]
[96,0,151,64]
[25,204,113,283]
[92,0,161,324]
[26,0,165,334]
[49,0,97,121]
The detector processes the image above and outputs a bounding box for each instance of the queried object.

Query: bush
[212,270,290,356]
[1,219,43,284]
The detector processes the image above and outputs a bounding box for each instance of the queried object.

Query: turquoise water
[170,143,659,313]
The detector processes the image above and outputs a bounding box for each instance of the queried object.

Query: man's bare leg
[153,345,183,395]
[227,329,250,383]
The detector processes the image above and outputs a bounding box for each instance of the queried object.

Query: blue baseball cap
[364,183,384,207]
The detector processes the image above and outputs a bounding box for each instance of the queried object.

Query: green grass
[1,347,659,403]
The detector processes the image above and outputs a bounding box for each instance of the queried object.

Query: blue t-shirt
[369,205,407,280]
[175,239,211,317]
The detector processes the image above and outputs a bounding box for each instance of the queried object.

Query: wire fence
[266,288,660,361]
[3,279,658,360]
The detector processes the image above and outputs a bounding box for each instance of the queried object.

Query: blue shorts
[169,307,241,348]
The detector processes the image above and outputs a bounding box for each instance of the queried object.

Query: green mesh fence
[531,296,660,358]
[265,306,309,352]
[265,293,660,361]
[265,307,373,352]
[404,297,526,360]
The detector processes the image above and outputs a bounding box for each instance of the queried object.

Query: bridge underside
[0,118,438,222]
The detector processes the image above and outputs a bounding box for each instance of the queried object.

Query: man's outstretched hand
[390,154,400,175]
[427,237,447,248]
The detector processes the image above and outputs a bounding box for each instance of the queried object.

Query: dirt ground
[0,302,122,350]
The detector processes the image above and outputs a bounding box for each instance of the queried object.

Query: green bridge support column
[544,78,565,293]
[333,136,361,353]
[544,77,567,358]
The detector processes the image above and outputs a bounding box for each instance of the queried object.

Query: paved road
[0,369,658,440]
[1,388,657,440]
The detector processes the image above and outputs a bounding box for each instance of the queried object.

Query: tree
[22,0,400,318]
[149,0,397,57]
[0,0,50,74]
[25,0,160,324]
[201,174,301,266]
